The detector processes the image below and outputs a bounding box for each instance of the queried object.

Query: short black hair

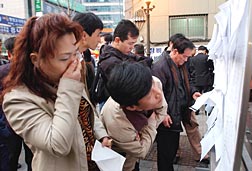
[107,61,152,106]
[102,33,112,44]
[172,37,194,54]
[134,44,145,56]
[198,45,208,51]
[113,19,139,42]
[169,33,185,44]
[72,12,103,36]
[4,37,15,54]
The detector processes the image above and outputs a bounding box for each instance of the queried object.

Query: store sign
[35,0,42,12]
[0,25,22,34]
[0,14,25,35]
[150,47,166,61]
[0,14,25,27]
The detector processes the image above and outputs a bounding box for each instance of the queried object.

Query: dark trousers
[23,143,33,171]
[9,135,33,171]
[156,131,180,171]
[0,142,10,171]
[8,134,22,171]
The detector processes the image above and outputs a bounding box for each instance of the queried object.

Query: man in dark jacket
[189,45,214,93]
[92,19,152,109]
[0,37,21,171]
[152,36,200,171]
[0,64,13,171]
[73,12,104,99]
[0,37,33,171]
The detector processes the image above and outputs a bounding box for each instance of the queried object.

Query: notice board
[198,0,252,170]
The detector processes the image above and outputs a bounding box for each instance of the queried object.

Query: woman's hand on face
[62,59,82,81]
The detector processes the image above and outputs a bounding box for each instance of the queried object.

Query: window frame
[169,14,208,40]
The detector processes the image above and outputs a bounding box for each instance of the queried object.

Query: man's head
[168,33,185,50]
[197,45,208,55]
[170,36,194,66]
[97,33,113,49]
[73,12,103,51]
[133,44,145,57]
[112,19,139,55]
[4,37,15,61]
[102,33,112,44]
[107,61,162,111]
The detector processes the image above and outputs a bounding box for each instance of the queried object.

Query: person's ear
[7,51,12,61]
[82,31,88,41]
[172,49,178,55]
[30,52,39,67]
[114,37,121,44]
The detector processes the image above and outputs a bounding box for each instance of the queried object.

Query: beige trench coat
[3,78,108,171]
[101,76,167,171]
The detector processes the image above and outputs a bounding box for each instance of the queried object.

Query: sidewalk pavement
[18,112,209,171]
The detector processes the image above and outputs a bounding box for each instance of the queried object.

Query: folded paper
[92,140,126,171]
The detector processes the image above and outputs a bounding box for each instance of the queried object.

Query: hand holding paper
[190,91,213,112]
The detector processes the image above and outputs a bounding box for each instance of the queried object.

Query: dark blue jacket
[0,63,13,142]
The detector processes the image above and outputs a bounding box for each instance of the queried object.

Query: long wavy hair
[1,13,83,102]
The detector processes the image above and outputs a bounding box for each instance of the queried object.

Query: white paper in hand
[91,140,126,171]
[189,91,213,111]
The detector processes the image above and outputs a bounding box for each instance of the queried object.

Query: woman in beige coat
[1,14,110,171]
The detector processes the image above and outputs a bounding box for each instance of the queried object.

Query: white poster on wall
[201,0,250,170]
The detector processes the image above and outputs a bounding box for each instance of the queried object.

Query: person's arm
[93,111,111,147]
[105,117,157,159]
[152,60,173,128]
[3,60,83,157]
[187,60,201,99]
[207,58,214,72]
[188,59,196,87]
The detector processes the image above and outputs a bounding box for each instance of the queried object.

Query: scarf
[122,108,153,132]
[78,96,99,171]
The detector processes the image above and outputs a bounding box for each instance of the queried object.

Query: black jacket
[99,45,152,79]
[0,63,13,142]
[152,52,197,132]
[91,45,152,103]
[189,53,214,87]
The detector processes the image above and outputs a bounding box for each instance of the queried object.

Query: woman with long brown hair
[1,13,110,171]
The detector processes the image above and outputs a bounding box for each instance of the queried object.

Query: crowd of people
[0,12,214,171]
